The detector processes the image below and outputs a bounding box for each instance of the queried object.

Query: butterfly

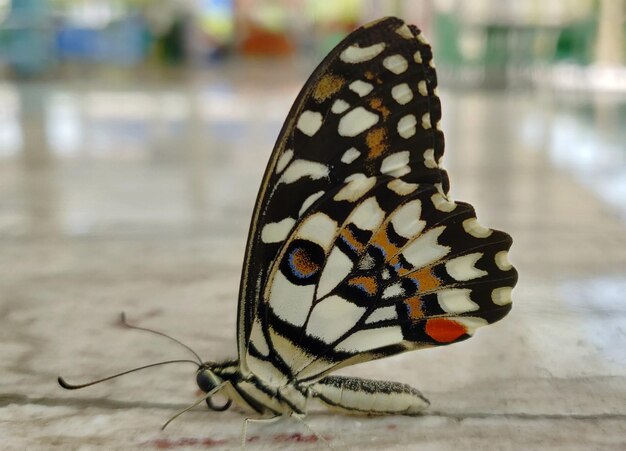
[60,16,517,436]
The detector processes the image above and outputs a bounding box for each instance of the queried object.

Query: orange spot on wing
[405,296,423,319]
[364,71,383,84]
[313,74,345,102]
[409,267,440,292]
[366,127,388,159]
[292,248,319,277]
[369,98,390,119]
[348,276,378,296]
[371,226,399,261]
[341,228,365,253]
[389,256,408,275]
[425,318,467,343]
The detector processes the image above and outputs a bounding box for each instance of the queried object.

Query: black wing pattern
[237,17,517,385]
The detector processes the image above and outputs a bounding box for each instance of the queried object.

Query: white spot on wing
[438,289,479,314]
[366,306,397,324]
[298,191,325,216]
[402,226,450,268]
[414,51,422,63]
[397,114,417,139]
[341,147,361,164]
[350,197,385,231]
[358,253,375,270]
[297,212,337,251]
[338,107,379,137]
[422,113,432,129]
[269,272,314,327]
[445,253,488,281]
[463,218,493,238]
[340,43,386,63]
[317,248,353,298]
[431,192,456,212]
[334,173,376,202]
[495,251,512,270]
[391,83,413,105]
[276,149,293,173]
[281,159,329,184]
[395,24,413,39]
[417,80,428,96]
[455,316,488,335]
[306,295,365,342]
[492,287,512,305]
[249,319,270,356]
[423,148,437,169]
[331,99,349,114]
[382,282,404,299]
[380,151,410,177]
[349,80,374,97]
[390,200,426,239]
[335,326,403,352]
[387,179,418,195]
[261,217,296,243]
[297,110,323,136]
[383,54,408,74]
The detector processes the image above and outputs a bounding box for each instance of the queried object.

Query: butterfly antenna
[161,384,225,430]
[58,359,200,390]
[120,312,203,364]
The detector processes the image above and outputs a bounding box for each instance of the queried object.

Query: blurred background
[1,1,625,448]
[0,0,624,236]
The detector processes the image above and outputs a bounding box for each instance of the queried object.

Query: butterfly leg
[240,415,280,450]
[310,375,430,415]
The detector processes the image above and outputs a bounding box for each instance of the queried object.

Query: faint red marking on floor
[272,433,319,443]
[146,437,227,449]
[387,424,398,430]
[246,435,260,443]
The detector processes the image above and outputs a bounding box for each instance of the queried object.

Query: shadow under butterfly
[59,16,518,447]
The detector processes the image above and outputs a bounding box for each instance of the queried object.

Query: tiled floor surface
[1,62,625,449]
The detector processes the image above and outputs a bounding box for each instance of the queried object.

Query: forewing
[237,17,446,371]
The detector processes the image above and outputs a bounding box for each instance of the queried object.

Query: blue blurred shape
[0,0,55,76]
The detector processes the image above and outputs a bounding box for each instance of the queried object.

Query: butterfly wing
[237,17,517,384]
[236,17,445,370]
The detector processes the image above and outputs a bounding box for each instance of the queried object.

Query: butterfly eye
[196,369,232,412]
[196,369,220,393]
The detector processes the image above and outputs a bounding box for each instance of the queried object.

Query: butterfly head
[196,361,234,412]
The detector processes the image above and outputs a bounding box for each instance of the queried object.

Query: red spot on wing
[425,318,466,343]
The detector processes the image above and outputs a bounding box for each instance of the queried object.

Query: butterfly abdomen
[311,375,429,416]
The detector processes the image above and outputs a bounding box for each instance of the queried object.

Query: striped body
[201,360,429,417]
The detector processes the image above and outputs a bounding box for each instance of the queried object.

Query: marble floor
[0,61,625,450]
